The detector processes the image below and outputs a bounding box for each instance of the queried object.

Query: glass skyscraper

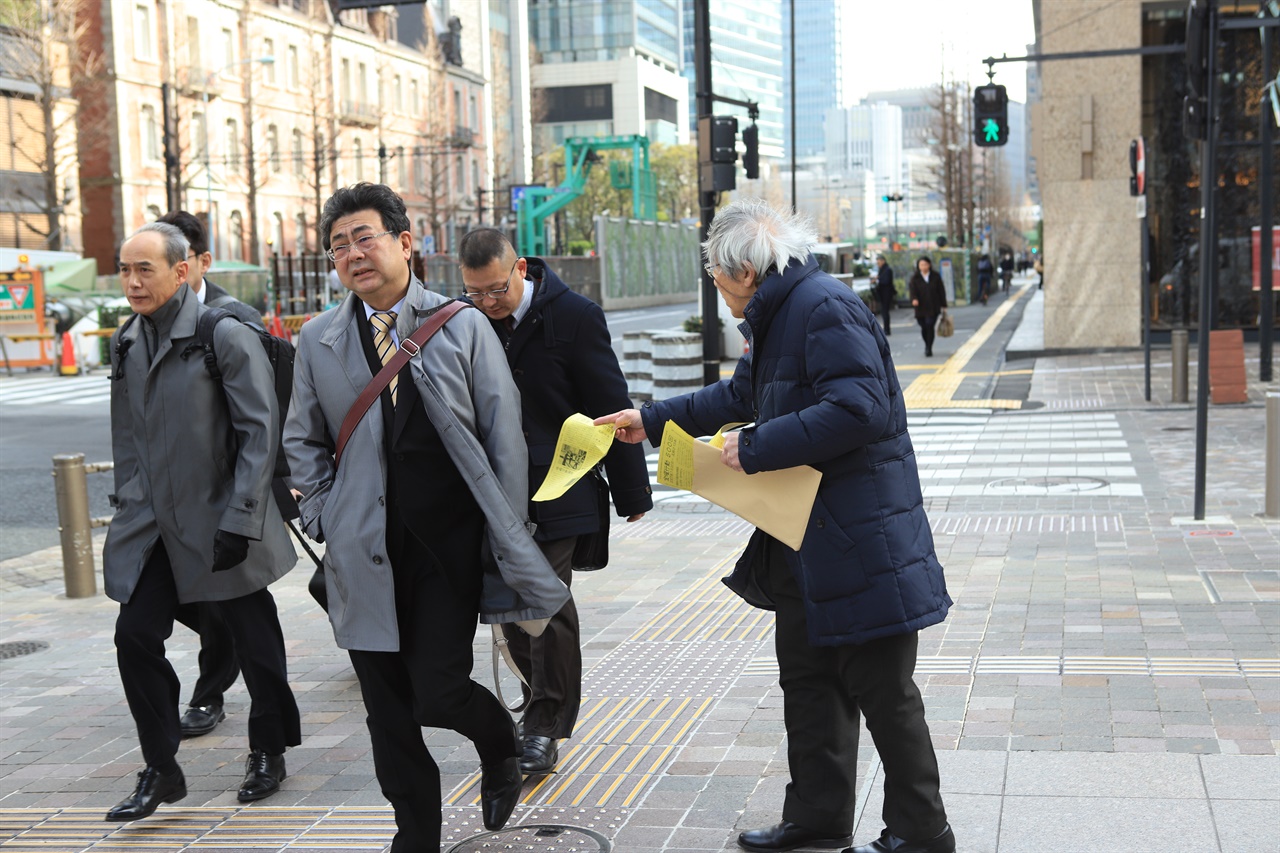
[530,0,682,69]
[782,0,843,162]
[683,0,784,160]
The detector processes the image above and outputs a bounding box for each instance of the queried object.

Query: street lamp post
[204,55,274,259]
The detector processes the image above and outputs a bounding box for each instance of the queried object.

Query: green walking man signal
[973,84,1009,147]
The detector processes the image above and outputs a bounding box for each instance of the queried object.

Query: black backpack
[189,307,299,521]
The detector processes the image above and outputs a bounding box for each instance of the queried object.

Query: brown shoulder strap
[334,299,469,468]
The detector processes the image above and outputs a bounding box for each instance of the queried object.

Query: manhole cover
[446,824,611,852]
[986,476,1109,495]
[0,640,50,660]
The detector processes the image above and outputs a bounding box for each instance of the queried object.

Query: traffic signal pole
[1193,0,1219,521]
[694,0,720,386]
[1259,22,1274,384]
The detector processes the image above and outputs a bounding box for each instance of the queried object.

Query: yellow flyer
[531,413,619,502]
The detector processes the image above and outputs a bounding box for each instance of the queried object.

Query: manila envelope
[657,421,822,551]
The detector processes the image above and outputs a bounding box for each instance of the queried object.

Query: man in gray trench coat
[284,183,569,852]
[103,222,301,822]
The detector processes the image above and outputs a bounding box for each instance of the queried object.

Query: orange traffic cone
[59,331,78,376]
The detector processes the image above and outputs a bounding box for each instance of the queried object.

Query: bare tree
[0,0,106,249]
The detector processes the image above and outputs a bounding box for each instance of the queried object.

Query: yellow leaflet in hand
[531,413,619,502]
[656,421,696,490]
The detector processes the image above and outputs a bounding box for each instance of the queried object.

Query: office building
[782,0,844,162]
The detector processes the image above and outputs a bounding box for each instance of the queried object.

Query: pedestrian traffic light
[1128,137,1146,197]
[972,84,1009,147]
[742,123,760,180]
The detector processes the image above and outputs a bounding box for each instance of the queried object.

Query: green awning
[43,258,98,293]
[209,260,269,273]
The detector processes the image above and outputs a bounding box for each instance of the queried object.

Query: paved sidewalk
[1,304,1277,851]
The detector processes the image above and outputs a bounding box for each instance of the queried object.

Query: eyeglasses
[327,231,394,262]
[703,262,721,278]
[464,259,518,301]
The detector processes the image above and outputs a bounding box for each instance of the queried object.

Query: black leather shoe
[738,821,851,852]
[237,750,286,802]
[480,756,522,831]
[519,735,558,775]
[105,765,186,821]
[848,824,955,853]
[180,703,225,738]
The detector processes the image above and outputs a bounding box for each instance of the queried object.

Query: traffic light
[742,124,759,180]
[698,115,738,191]
[973,84,1009,147]
[1183,0,1212,140]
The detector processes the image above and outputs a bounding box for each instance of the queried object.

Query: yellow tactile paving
[902,284,1032,410]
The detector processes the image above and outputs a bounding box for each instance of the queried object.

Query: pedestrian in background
[105,222,300,822]
[999,252,1015,293]
[283,183,569,851]
[874,254,895,335]
[908,256,947,357]
[458,228,652,776]
[976,253,993,306]
[596,199,954,853]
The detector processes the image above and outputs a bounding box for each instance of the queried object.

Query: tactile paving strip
[745,654,1280,679]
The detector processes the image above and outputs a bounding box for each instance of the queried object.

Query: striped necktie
[370,310,399,406]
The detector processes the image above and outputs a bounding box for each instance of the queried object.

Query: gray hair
[703,198,818,280]
[130,221,190,266]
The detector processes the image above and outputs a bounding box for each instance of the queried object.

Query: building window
[411,79,420,115]
[358,62,368,105]
[394,75,403,113]
[292,128,305,179]
[453,89,462,127]
[191,111,206,160]
[263,39,275,84]
[222,28,235,68]
[140,104,159,161]
[341,59,351,106]
[644,87,677,125]
[134,4,154,60]
[229,210,244,261]
[186,16,201,70]
[295,212,307,255]
[472,161,480,201]
[287,45,299,90]
[271,212,284,254]
[397,145,406,187]
[456,153,465,193]
[540,85,612,123]
[354,138,363,181]
[469,94,478,131]
[226,118,240,171]
[267,124,280,172]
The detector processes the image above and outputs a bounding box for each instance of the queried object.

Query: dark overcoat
[641,257,951,646]
[482,259,652,540]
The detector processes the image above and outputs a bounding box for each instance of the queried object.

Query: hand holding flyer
[531,413,619,502]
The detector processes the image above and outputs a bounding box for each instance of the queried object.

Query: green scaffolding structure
[516,135,657,257]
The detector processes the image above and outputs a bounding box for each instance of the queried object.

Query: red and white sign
[1251,226,1280,291]
[1133,137,1145,196]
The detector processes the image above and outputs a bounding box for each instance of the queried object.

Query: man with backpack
[103,222,300,821]
[152,211,258,739]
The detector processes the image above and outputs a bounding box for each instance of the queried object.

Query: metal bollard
[52,453,96,598]
[1266,391,1280,519]
[1171,328,1189,403]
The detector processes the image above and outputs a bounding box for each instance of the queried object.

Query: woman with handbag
[908,256,947,357]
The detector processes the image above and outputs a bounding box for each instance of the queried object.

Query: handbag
[937,310,954,338]
[570,467,611,571]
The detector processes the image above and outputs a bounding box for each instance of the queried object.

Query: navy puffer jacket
[641,256,951,645]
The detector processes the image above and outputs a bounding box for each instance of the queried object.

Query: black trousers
[878,298,892,335]
[174,601,239,708]
[502,536,580,739]
[347,546,519,853]
[917,315,937,353]
[764,537,948,841]
[114,543,301,772]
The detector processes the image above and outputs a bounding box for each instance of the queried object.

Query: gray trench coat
[103,285,296,604]
[283,279,570,652]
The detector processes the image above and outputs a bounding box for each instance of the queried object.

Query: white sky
[840,0,1038,104]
